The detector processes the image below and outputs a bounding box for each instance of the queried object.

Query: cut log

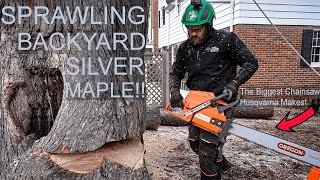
[234,106,274,119]
[160,108,188,126]
[146,106,161,130]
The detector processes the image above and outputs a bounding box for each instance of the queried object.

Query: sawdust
[144,107,319,180]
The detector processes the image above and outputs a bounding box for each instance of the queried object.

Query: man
[169,0,259,179]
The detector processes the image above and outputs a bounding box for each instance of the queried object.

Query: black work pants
[188,108,233,180]
[188,125,224,180]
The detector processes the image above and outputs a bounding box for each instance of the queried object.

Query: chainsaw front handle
[209,92,229,105]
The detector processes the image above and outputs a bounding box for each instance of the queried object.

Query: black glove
[223,80,240,101]
[170,91,184,108]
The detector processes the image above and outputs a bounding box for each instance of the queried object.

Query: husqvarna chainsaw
[165,90,320,179]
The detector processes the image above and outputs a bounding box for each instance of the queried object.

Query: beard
[189,36,204,45]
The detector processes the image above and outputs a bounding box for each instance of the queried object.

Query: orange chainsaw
[165,90,239,142]
[165,90,320,179]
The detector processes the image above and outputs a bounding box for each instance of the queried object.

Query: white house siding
[212,1,236,30]
[166,0,190,47]
[235,0,320,26]
[158,0,192,48]
[158,0,320,48]
[158,0,168,48]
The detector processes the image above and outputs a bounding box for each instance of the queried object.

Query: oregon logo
[278,142,305,156]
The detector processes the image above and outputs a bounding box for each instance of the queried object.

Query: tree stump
[0,0,150,179]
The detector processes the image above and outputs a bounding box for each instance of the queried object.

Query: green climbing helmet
[181,0,215,26]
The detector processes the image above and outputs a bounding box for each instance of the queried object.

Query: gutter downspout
[166,10,170,48]
[230,0,235,32]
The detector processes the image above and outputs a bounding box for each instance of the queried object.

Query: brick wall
[233,24,320,105]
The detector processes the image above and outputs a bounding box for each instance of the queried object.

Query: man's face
[187,25,206,45]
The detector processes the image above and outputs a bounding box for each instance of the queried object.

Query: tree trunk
[0,0,150,179]
[234,106,274,119]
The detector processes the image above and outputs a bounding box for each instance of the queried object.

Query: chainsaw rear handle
[165,99,187,109]
[165,100,189,121]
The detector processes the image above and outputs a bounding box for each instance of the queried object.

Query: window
[311,30,320,67]
[158,7,166,28]
[158,10,161,28]
[300,29,320,67]
[176,0,181,15]
[162,7,166,26]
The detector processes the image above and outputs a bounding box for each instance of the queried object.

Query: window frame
[158,10,161,28]
[158,6,166,28]
[311,30,320,67]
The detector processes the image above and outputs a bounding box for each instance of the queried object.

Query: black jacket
[170,27,259,95]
